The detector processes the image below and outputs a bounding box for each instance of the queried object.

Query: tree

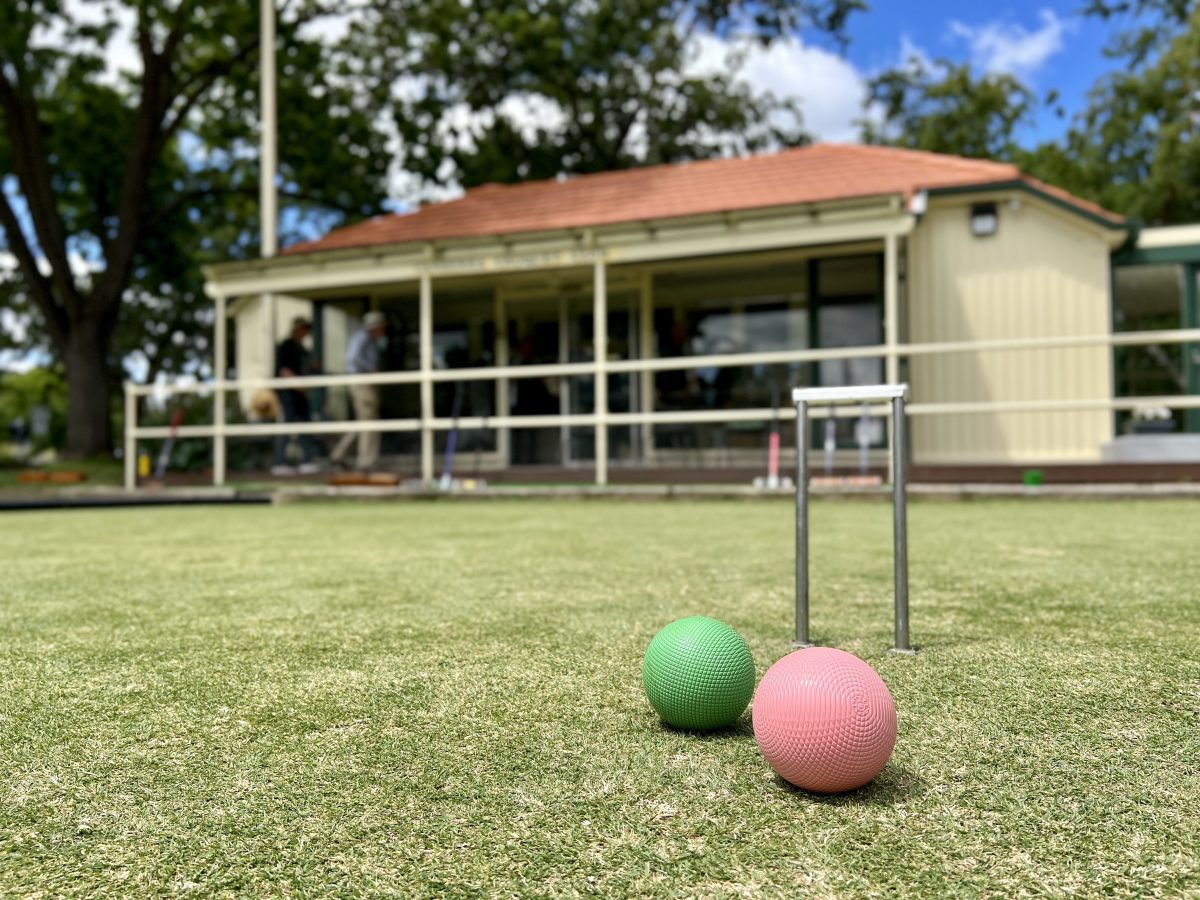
[861,59,1034,160]
[861,1,1198,226]
[1083,0,1194,65]
[358,0,864,188]
[2,0,863,457]
[1061,0,1199,224]
[0,1,388,456]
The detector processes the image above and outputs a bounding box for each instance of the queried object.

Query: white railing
[123,327,1200,488]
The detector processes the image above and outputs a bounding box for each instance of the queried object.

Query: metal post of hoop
[793,383,914,654]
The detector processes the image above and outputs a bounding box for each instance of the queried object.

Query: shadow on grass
[657,716,755,741]
[773,762,926,806]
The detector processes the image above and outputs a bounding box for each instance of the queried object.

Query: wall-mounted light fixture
[969,202,998,237]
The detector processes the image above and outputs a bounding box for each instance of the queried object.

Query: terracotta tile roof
[1017,174,1124,225]
[284,143,1124,256]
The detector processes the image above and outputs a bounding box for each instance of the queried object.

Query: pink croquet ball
[752,647,897,794]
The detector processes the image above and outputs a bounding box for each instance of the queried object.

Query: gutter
[201,192,913,285]
[923,179,1129,235]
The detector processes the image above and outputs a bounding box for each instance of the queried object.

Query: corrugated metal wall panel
[908,194,1114,463]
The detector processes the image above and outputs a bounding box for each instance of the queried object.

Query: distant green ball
[642,616,755,731]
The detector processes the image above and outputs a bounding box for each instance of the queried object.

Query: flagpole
[260,0,277,257]
[260,0,278,378]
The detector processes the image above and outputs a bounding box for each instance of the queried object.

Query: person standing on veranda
[272,316,322,475]
[332,311,387,471]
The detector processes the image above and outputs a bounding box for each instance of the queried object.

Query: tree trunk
[63,321,114,458]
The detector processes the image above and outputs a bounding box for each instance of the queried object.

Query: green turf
[1,500,1197,896]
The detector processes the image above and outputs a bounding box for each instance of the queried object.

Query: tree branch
[160,36,261,144]
[144,185,364,232]
[608,93,645,166]
[89,17,173,316]
[0,67,83,318]
[166,0,202,56]
[96,1,278,313]
[0,188,68,350]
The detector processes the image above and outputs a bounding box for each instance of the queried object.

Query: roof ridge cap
[842,143,1016,170]
[452,144,826,197]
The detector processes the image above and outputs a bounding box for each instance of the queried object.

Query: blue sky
[822,2,1117,144]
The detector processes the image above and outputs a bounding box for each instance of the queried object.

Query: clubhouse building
[200,143,1200,483]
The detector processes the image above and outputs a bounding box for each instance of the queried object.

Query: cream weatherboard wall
[907,192,1115,463]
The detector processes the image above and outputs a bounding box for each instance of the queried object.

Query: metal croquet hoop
[792,384,915,655]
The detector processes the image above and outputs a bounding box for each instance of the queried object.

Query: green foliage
[1054,2,1200,224]
[1,0,863,456]
[1083,0,1194,64]
[0,0,390,454]
[0,366,67,450]
[862,60,1033,160]
[361,0,862,188]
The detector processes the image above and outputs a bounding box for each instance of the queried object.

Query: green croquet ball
[642,616,755,730]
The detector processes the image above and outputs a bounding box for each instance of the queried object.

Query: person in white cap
[331,310,387,470]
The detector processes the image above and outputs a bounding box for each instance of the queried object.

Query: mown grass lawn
[1,500,1197,897]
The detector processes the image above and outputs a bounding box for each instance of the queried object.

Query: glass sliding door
[431,289,497,460]
[1186,265,1200,434]
[507,297,565,465]
[1113,263,1189,434]
[504,285,639,467]
[565,289,639,465]
[643,249,886,464]
[813,256,885,451]
[651,258,810,459]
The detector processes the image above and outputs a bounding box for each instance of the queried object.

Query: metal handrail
[125,327,1200,398]
[123,326,1200,488]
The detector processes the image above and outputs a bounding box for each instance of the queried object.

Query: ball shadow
[658,716,755,741]
[772,762,926,806]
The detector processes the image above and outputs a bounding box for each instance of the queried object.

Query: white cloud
[897,34,931,74]
[947,9,1073,78]
[740,40,866,143]
[497,93,569,144]
[686,33,867,143]
[0,349,48,374]
[0,304,29,345]
[294,8,360,45]
[31,0,140,84]
[0,265,43,374]
[384,91,572,204]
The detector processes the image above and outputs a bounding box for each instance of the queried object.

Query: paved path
[5,481,1200,511]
